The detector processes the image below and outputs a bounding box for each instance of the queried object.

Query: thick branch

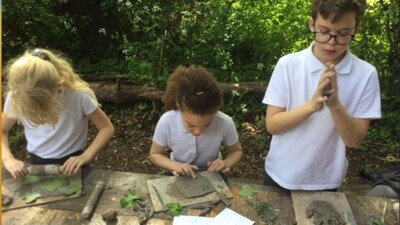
[90,81,267,104]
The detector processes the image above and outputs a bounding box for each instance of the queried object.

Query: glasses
[313,32,355,45]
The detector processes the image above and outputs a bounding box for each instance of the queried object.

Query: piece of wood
[27,164,62,175]
[1,169,82,211]
[228,182,296,224]
[1,206,83,225]
[82,181,105,219]
[38,170,164,217]
[86,81,267,104]
[88,213,173,225]
[147,172,233,212]
[346,195,399,225]
[291,191,357,225]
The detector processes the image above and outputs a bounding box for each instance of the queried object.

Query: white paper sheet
[172,208,254,225]
[209,208,255,225]
[173,215,214,225]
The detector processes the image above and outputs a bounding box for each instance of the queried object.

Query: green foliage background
[2,0,399,158]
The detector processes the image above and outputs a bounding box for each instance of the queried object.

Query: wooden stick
[28,164,61,175]
[81,181,105,219]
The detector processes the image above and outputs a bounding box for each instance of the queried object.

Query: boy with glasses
[262,0,381,191]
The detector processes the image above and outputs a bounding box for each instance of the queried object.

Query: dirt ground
[8,103,398,185]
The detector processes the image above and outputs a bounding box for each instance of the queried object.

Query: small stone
[102,209,117,222]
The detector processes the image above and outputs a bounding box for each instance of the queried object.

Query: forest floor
[9,103,399,186]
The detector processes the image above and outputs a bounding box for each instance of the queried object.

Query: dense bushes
[2,0,399,158]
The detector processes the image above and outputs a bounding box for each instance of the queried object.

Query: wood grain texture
[346,195,399,225]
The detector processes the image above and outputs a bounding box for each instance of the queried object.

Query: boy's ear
[308,17,315,32]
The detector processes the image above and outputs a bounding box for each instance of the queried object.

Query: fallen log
[90,81,267,104]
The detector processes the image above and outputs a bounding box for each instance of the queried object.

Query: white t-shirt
[262,43,381,190]
[152,110,239,171]
[4,89,97,158]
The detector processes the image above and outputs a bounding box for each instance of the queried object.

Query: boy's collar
[307,42,353,75]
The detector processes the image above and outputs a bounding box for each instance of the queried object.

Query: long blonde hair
[4,48,98,125]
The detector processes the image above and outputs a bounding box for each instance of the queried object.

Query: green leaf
[59,183,82,196]
[39,178,65,192]
[120,191,142,208]
[120,198,135,208]
[239,184,257,197]
[23,192,41,203]
[165,202,182,216]
[125,191,142,201]
[169,208,181,216]
[22,175,40,184]
[246,198,258,206]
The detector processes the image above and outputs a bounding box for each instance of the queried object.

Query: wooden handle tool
[81,181,105,219]
[27,164,62,175]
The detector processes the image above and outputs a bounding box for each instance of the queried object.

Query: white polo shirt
[153,110,239,171]
[4,89,97,158]
[262,43,381,190]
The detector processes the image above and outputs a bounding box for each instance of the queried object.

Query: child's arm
[61,107,114,175]
[266,65,335,135]
[266,103,318,135]
[149,141,198,179]
[207,141,243,172]
[323,64,371,148]
[328,106,370,148]
[1,113,29,178]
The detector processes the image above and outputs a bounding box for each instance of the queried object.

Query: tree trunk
[90,81,267,104]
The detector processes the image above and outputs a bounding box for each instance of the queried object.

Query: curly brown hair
[311,0,367,25]
[162,65,223,115]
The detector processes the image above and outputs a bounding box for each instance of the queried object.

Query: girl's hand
[3,158,28,178]
[172,163,198,179]
[207,159,229,173]
[61,154,90,175]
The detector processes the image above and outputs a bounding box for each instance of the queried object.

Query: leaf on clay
[22,175,40,185]
[59,183,82,196]
[23,192,41,203]
[239,184,257,197]
[39,177,65,192]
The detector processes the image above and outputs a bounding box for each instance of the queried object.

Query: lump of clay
[175,175,215,198]
[305,200,347,225]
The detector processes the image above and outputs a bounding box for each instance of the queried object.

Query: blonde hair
[4,48,98,125]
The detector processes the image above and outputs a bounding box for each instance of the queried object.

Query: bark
[90,81,267,104]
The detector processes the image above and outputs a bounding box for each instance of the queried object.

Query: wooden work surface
[2,169,399,225]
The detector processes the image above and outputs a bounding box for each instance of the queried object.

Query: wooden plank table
[2,169,399,225]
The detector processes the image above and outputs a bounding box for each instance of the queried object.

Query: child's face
[180,111,215,136]
[309,12,358,65]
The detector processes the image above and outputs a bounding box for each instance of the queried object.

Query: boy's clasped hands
[309,62,339,112]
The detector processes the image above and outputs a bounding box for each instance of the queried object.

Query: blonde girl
[2,48,115,178]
